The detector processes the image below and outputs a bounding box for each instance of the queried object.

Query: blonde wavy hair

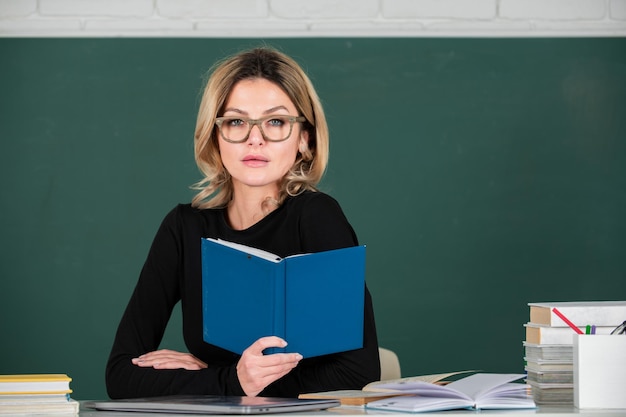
[191,47,329,210]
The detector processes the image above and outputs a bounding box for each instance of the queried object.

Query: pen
[552,308,584,334]
[591,325,596,335]
[585,325,591,335]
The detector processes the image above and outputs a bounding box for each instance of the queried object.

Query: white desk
[77,403,626,417]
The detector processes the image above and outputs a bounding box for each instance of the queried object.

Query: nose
[247,124,265,146]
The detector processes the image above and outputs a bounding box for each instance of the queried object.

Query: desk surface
[76,403,626,417]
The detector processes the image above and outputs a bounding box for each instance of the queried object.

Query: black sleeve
[105,206,245,399]
[258,193,381,397]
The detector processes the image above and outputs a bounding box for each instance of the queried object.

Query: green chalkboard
[1,38,625,400]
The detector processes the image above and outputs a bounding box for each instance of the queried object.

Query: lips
[243,154,268,162]
[242,154,269,167]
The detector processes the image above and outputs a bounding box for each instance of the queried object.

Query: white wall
[1,0,625,37]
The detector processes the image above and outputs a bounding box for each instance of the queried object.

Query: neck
[227,185,279,231]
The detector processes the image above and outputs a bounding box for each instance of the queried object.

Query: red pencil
[552,307,584,334]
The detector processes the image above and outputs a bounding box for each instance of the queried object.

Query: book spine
[267,263,287,355]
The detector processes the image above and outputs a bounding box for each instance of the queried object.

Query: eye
[227,118,246,127]
[266,117,286,127]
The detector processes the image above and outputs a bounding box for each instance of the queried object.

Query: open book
[365,373,535,412]
[201,238,365,358]
[299,371,474,406]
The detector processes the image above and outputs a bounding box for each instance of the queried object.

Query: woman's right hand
[236,336,302,397]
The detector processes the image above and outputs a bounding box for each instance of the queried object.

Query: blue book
[201,238,365,358]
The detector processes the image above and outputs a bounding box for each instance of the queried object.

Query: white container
[573,334,626,409]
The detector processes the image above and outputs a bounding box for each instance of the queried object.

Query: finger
[132,351,164,363]
[238,354,301,383]
[133,357,206,370]
[132,355,169,367]
[152,359,206,370]
[135,349,201,363]
[259,352,303,368]
[246,337,287,356]
[252,365,297,383]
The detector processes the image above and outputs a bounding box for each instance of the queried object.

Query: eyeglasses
[215,115,306,143]
[611,320,626,335]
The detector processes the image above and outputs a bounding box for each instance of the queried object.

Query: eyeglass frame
[214,115,307,143]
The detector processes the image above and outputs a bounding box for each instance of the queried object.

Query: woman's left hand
[132,349,208,370]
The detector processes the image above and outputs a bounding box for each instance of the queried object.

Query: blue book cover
[201,238,365,358]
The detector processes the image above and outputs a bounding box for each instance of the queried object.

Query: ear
[299,130,309,153]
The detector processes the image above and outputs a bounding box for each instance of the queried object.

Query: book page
[207,238,282,262]
[365,380,467,399]
[447,373,526,399]
[366,395,472,413]
[363,370,475,392]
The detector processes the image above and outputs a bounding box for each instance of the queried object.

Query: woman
[105,47,380,399]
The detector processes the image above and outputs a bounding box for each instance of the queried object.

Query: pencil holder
[573,334,626,409]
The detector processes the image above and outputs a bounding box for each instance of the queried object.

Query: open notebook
[84,395,340,414]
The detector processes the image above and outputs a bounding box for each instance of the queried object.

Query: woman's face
[218,78,307,196]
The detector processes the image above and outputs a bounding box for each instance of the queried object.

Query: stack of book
[0,374,79,415]
[523,301,626,405]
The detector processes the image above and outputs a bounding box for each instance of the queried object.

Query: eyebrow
[222,105,291,115]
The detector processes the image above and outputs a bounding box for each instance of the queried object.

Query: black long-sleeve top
[105,191,380,399]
